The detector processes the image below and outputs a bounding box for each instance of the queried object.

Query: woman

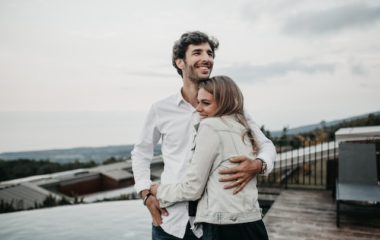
[150,76,269,240]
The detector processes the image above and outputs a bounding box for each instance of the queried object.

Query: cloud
[122,70,174,79]
[283,3,380,35]
[218,61,335,83]
[351,64,368,76]
[239,0,304,23]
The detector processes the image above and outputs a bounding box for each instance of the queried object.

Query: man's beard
[187,65,212,84]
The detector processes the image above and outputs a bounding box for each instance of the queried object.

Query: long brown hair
[198,76,255,148]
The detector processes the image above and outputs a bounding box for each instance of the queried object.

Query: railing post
[291,141,294,185]
[285,148,288,189]
[303,140,306,185]
[314,141,317,185]
[280,144,282,188]
[308,140,311,185]
[297,147,300,185]
[321,141,324,188]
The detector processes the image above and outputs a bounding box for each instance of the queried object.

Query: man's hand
[218,156,262,194]
[141,189,168,226]
[150,183,159,196]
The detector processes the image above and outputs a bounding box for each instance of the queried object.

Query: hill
[1,111,379,163]
[270,111,380,137]
[0,145,162,164]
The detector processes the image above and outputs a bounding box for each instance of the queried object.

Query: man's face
[179,43,214,83]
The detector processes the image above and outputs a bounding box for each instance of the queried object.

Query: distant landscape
[0,144,162,182]
[1,111,379,162]
[263,111,380,149]
[269,110,380,137]
[0,111,379,182]
[0,144,162,164]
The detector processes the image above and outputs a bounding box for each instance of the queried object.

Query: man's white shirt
[131,90,276,238]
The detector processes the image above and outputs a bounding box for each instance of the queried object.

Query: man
[132,31,276,240]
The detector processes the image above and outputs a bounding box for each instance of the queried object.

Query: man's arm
[219,111,276,194]
[131,104,167,225]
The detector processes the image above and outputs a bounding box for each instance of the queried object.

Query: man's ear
[176,59,184,70]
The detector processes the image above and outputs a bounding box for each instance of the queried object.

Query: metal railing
[258,140,338,189]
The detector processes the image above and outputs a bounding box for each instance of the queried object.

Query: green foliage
[103,156,123,165]
[268,114,380,147]
[42,195,57,207]
[0,159,97,182]
[41,195,74,208]
[0,200,17,213]
[1,195,75,214]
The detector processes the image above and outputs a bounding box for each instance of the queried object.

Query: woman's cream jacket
[157,115,262,224]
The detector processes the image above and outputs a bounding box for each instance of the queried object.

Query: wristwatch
[258,159,267,174]
[143,190,152,206]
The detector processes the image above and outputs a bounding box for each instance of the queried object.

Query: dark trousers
[202,220,269,240]
[152,222,201,240]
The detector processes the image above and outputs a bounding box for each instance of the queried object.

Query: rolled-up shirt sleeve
[244,111,276,176]
[131,104,161,194]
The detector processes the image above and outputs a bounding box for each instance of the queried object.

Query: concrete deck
[263,189,380,240]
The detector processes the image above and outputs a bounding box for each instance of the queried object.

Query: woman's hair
[198,75,255,148]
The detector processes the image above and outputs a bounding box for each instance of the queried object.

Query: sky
[0,0,380,152]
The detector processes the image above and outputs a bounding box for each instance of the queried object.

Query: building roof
[101,169,133,181]
[335,126,380,142]
[0,156,164,209]
[0,182,59,209]
[81,185,136,202]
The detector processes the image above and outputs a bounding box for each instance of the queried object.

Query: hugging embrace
[132,31,276,240]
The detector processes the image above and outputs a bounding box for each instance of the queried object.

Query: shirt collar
[175,90,185,106]
[176,88,199,114]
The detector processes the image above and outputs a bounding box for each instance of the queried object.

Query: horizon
[1,110,378,153]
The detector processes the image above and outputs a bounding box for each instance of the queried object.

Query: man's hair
[172,31,219,77]
[198,76,256,148]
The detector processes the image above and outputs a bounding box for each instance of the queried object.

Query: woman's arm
[153,122,220,208]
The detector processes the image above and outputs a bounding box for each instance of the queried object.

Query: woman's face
[196,88,218,118]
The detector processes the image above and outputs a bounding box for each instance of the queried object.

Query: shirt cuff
[134,180,152,195]
[256,154,273,176]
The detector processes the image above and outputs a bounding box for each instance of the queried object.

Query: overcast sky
[1,0,380,135]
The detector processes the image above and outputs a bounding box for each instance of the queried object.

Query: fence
[257,141,338,189]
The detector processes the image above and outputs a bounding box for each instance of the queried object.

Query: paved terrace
[263,189,380,240]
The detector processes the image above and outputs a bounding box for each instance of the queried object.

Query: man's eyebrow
[192,48,202,53]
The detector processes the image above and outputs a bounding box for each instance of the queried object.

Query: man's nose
[201,52,213,62]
